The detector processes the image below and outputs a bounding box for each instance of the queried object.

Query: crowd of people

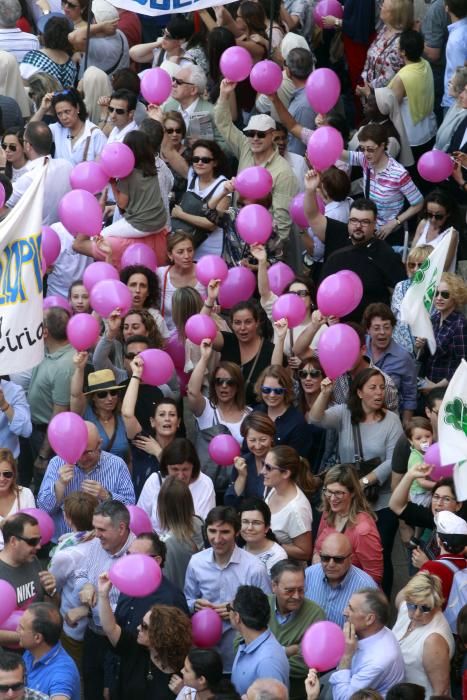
[0,0,466,698]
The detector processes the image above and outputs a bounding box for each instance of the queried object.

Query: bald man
[37,421,135,542]
[246,678,289,700]
[304,534,378,627]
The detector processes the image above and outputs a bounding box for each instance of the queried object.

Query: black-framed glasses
[215,377,236,387]
[95,389,120,399]
[192,156,214,164]
[435,290,450,299]
[262,461,286,473]
[108,107,127,115]
[172,77,194,86]
[0,683,25,693]
[261,386,286,395]
[348,217,373,227]
[426,211,445,221]
[16,535,41,547]
[298,369,322,379]
[432,494,456,504]
[1,143,17,152]
[0,471,14,478]
[323,487,348,500]
[62,0,79,7]
[290,289,309,297]
[244,130,267,139]
[319,553,351,564]
[406,602,433,614]
[165,127,182,134]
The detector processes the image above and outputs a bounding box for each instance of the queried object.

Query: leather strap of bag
[244,338,264,390]
[352,422,364,466]
[160,265,172,317]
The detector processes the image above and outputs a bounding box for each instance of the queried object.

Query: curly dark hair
[120,265,160,310]
[148,605,192,671]
[191,139,228,178]
[52,87,87,122]
[43,16,73,54]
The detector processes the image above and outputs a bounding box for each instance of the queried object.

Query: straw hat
[84,369,126,395]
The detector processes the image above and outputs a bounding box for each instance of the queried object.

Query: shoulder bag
[352,423,381,504]
[171,175,226,248]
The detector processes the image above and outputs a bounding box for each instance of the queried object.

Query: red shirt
[421,555,467,608]
[117,11,141,48]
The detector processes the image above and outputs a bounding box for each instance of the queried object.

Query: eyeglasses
[426,211,445,221]
[261,386,286,395]
[0,471,14,478]
[298,369,322,379]
[172,77,194,86]
[244,130,268,139]
[108,107,127,115]
[62,0,79,7]
[323,488,349,500]
[215,377,236,387]
[290,289,309,297]
[16,535,41,547]
[241,519,265,527]
[432,494,456,504]
[125,352,137,360]
[165,127,182,134]
[140,620,149,630]
[95,389,119,399]
[262,461,287,473]
[359,145,381,154]
[348,217,373,227]
[407,261,423,270]
[1,143,17,152]
[406,602,433,614]
[192,156,214,164]
[320,553,351,564]
[435,290,450,300]
[0,683,25,693]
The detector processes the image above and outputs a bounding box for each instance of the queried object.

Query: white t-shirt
[0,487,35,549]
[45,223,93,298]
[250,541,288,575]
[195,402,251,446]
[156,265,206,333]
[107,120,137,145]
[265,486,312,545]
[50,119,107,165]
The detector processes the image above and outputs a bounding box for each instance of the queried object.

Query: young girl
[68,280,91,315]
[406,417,435,507]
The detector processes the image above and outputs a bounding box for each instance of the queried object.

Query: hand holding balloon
[206,279,221,304]
[320,377,334,397]
[200,338,213,361]
[305,670,320,700]
[58,464,75,486]
[274,318,289,341]
[73,351,89,370]
[249,244,267,264]
[130,355,144,379]
[97,572,112,598]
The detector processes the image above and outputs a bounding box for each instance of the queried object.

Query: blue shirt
[288,87,316,156]
[443,18,467,107]
[232,629,290,695]
[0,379,32,457]
[24,642,81,700]
[366,337,418,411]
[304,564,378,628]
[37,450,135,541]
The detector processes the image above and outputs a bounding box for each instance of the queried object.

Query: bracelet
[204,302,214,309]
[131,375,141,381]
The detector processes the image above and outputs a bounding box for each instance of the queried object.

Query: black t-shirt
[323,217,351,260]
[398,502,435,530]
[391,434,411,474]
[122,380,163,434]
[115,576,189,636]
[114,630,175,700]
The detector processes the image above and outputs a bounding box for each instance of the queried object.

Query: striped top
[348,151,423,227]
[0,28,39,62]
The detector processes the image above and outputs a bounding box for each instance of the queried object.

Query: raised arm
[121,357,144,439]
[249,244,273,304]
[304,170,328,243]
[389,463,433,515]
[293,311,327,358]
[186,340,211,417]
[200,280,224,350]
[269,93,303,140]
[97,573,121,647]
[307,378,333,422]
[70,352,88,416]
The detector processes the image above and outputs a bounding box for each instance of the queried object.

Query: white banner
[438,359,467,500]
[109,0,236,17]
[0,165,46,373]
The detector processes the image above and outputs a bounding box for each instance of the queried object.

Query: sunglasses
[262,461,287,473]
[290,289,309,297]
[192,156,214,164]
[0,683,25,693]
[435,290,450,299]
[406,602,433,614]
[172,77,194,86]
[319,554,351,564]
[261,386,286,395]
[95,389,119,399]
[298,369,322,379]
[108,107,127,115]
[426,211,445,221]
[1,143,17,152]
[244,130,267,139]
[62,0,79,7]
[165,127,182,134]
[16,535,41,547]
[407,261,423,270]
[359,145,380,153]
[215,377,236,387]
[0,471,14,478]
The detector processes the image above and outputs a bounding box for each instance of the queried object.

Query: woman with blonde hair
[27,72,62,119]
[393,571,455,696]
[80,66,112,126]
[0,449,35,549]
[312,464,383,583]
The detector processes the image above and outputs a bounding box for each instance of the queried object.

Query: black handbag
[351,423,381,504]
[171,175,226,248]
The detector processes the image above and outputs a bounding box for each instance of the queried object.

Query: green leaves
[444,397,467,436]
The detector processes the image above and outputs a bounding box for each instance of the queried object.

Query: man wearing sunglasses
[0,652,48,700]
[100,88,137,142]
[304,533,377,628]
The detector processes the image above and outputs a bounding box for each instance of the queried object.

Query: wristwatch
[362,477,369,486]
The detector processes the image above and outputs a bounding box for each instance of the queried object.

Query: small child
[406,416,435,507]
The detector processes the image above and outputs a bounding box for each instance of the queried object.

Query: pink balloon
[109,553,162,597]
[67,313,100,351]
[0,582,18,625]
[100,143,135,179]
[220,46,253,82]
[59,190,103,237]
[20,508,55,546]
[90,279,132,318]
[313,0,343,27]
[417,151,454,183]
[317,271,363,317]
[196,255,229,287]
[1,609,24,640]
[236,204,273,245]
[165,332,186,370]
[250,60,283,94]
[305,68,341,114]
[302,621,346,671]
[424,442,455,480]
[140,67,172,105]
[218,267,256,309]
[267,262,295,296]
[235,166,273,200]
[139,349,174,386]
[127,505,153,536]
[318,324,360,379]
[42,226,61,266]
[83,262,119,293]
[307,126,344,171]
[121,243,158,272]
[208,434,241,466]
[70,161,109,194]
[272,293,307,328]
[0,182,5,208]
[317,194,325,214]
[43,295,72,314]
[185,314,218,345]
[48,411,89,464]
[192,608,223,648]
[41,256,47,276]
[289,193,309,228]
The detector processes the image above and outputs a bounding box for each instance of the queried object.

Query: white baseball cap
[243,114,276,133]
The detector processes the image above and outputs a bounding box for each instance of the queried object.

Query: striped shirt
[37,451,135,541]
[348,151,423,227]
[0,28,39,62]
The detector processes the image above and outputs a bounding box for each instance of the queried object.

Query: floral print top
[362,27,404,87]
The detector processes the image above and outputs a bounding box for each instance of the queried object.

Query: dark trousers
[82,627,112,700]
[376,507,399,598]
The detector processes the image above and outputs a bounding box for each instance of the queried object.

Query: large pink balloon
[185,314,218,345]
[42,226,61,266]
[235,166,273,200]
[43,295,72,314]
[67,313,100,351]
[302,621,346,671]
[90,279,132,317]
[267,262,295,296]
[208,434,241,466]
[0,582,18,625]
[70,161,109,194]
[192,608,223,648]
[220,46,253,82]
[424,442,454,480]
[165,332,186,371]
[100,143,135,179]
[20,508,55,546]
[0,609,24,641]
[48,412,89,464]
[417,151,454,183]
[218,267,256,308]
[58,190,103,237]
[272,293,307,328]
[0,182,5,209]
[289,193,309,228]
[139,349,174,386]
[318,324,360,379]
[109,553,162,597]
[127,505,153,536]
[140,67,172,105]
[83,262,119,293]
[305,68,341,114]
[317,271,363,317]
[250,60,283,94]
[121,243,158,272]
[313,0,343,26]
[196,255,229,287]
[236,204,273,245]
[307,126,344,171]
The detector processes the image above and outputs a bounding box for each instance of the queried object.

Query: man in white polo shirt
[0,0,38,62]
